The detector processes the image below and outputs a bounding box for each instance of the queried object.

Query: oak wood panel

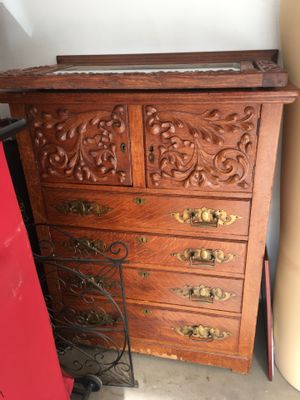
[0,69,263,91]
[128,337,250,373]
[47,250,243,312]
[144,103,259,192]
[122,268,243,313]
[10,104,64,307]
[26,103,132,186]
[238,104,283,359]
[43,188,251,238]
[10,104,46,224]
[128,105,146,187]
[127,303,240,353]
[50,227,247,276]
[1,88,298,106]
[56,50,279,65]
[62,297,240,354]
[43,181,253,199]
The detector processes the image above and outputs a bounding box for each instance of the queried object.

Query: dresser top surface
[0,50,294,91]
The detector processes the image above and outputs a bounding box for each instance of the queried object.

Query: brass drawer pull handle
[138,271,150,279]
[136,236,148,244]
[134,197,146,205]
[171,248,235,267]
[141,308,152,316]
[64,237,107,255]
[171,284,235,303]
[174,324,231,342]
[56,199,111,217]
[83,310,118,326]
[171,207,241,227]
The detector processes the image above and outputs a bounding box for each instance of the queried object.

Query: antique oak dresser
[0,50,297,373]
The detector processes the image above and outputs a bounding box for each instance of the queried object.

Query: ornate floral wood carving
[28,105,131,185]
[145,105,258,190]
[255,60,283,73]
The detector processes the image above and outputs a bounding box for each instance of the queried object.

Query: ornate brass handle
[171,248,235,267]
[56,199,111,217]
[68,274,117,290]
[171,284,235,303]
[84,310,118,326]
[171,207,241,227]
[64,237,107,255]
[174,324,231,341]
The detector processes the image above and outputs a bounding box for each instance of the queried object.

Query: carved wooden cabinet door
[143,104,260,192]
[27,103,132,186]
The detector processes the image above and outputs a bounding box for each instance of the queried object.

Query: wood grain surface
[44,187,251,238]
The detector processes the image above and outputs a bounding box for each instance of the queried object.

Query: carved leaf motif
[28,105,128,184]
[145,105,257,190]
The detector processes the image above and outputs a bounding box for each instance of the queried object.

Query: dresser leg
[230,359,251,374]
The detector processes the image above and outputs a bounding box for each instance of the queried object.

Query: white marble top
[52,63,241,74]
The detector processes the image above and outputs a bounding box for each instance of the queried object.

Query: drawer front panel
[44,189,251,238]
[62,297,240,354]
[123,268,243,313]
[144,103,259,193]
[50,227,247,275]
[48,250,242,312]
[27,103,132,186]
[126,304,240,353]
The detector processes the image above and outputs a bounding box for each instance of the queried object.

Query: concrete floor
[72,311,300,400]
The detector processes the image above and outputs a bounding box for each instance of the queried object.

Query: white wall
[0,0,280,67]
[0,0,281,281]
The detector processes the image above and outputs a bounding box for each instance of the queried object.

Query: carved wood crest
[28,104,131,185]
[145,105,258,191]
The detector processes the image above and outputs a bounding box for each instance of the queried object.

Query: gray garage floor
[72,310,300,400]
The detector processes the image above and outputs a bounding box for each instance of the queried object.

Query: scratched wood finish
[1,51,298,374]
[50,227,247,276]
[144,103,259,192]
[44,188,251,238]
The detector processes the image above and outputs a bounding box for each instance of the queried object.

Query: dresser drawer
[50,252,242,312]
[123,268,243,313]
[44,188,251,238]
[127,304,240,354]
[50,227,247,275]
[27,103,132,186]
[144,103,259,193]
[61,297,240,354]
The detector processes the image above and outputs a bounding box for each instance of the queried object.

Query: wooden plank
[0,88,298,106]
[128,105,146,187]
[56,50,279,65]
[238,103,283,359]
